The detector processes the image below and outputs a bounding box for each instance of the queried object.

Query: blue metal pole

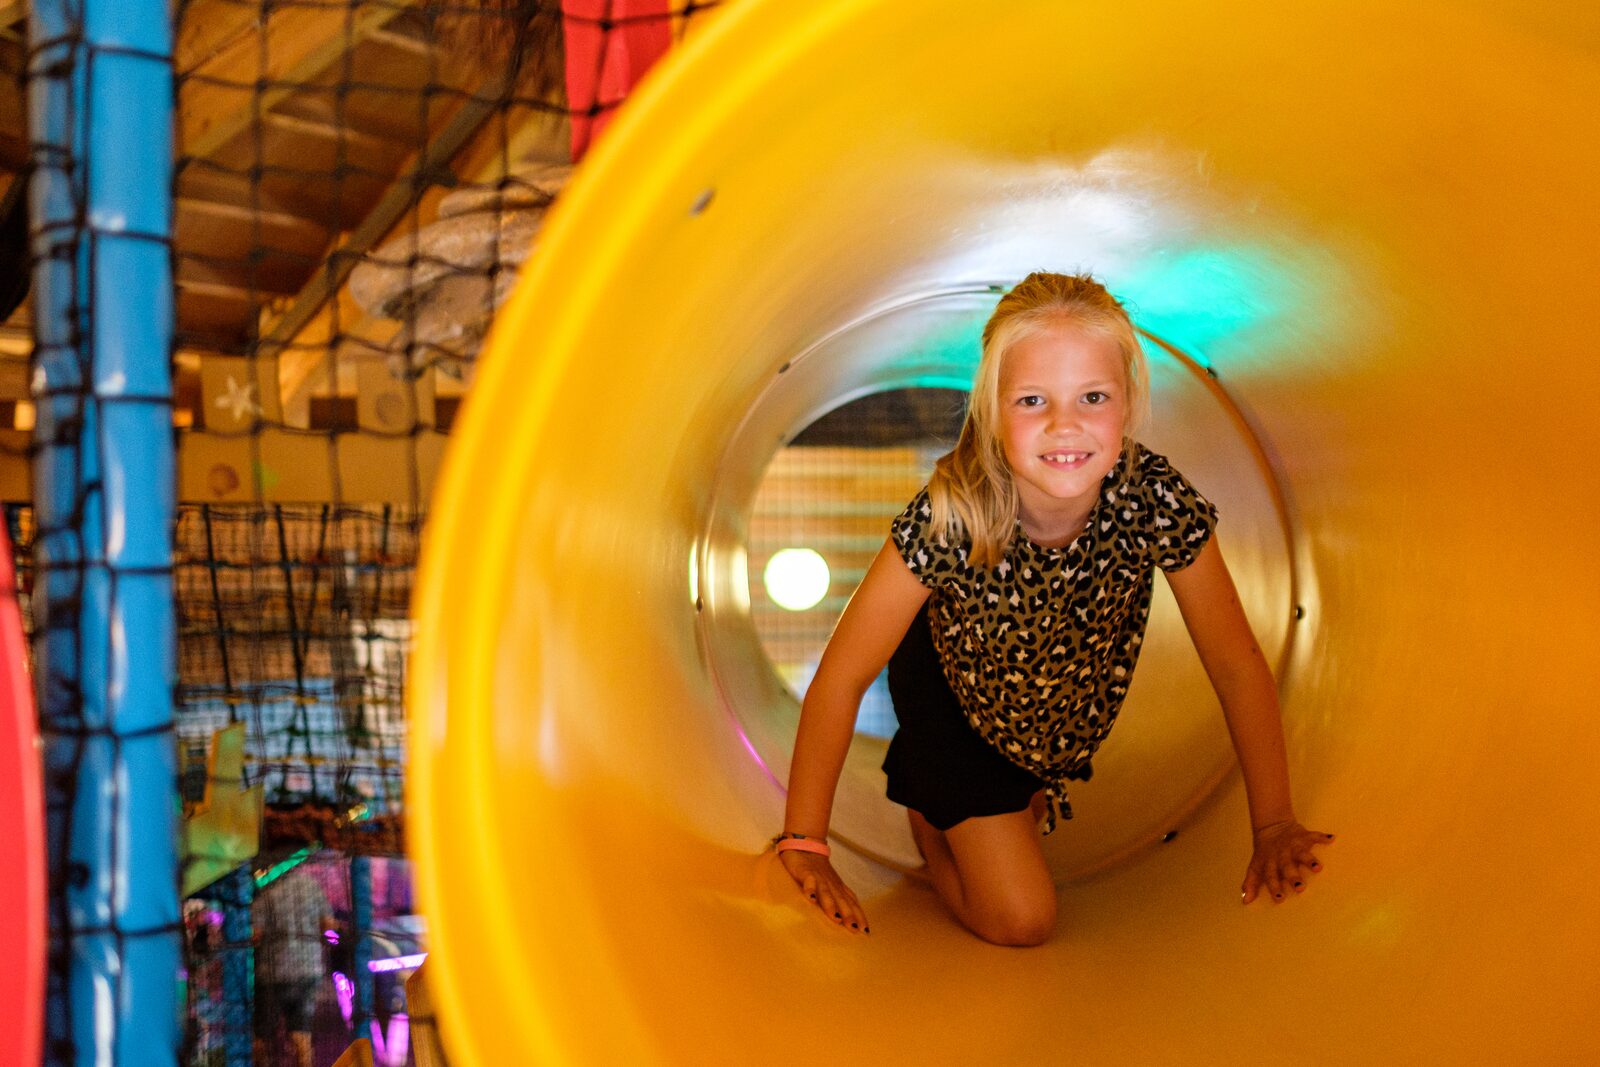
[217,866,255,1067]
[352,855,374,1041]
[29,1,177,1064]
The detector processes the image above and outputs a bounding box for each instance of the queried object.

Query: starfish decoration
[213,374,261,423]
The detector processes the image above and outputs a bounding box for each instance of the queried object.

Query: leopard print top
[890,443,1217,834]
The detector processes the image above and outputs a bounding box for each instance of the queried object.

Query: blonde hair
[928,272,1149,568]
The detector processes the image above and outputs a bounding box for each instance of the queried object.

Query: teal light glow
[876,301,987,389]
[912,311,985,380]
[1114,245,1298,363]
[763,548,831,611]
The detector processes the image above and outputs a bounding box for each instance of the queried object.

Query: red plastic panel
[0,521,41,1067]
[562,0,675,161]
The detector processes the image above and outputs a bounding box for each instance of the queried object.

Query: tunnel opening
[696,290,1299,879]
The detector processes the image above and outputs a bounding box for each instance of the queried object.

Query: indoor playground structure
[4,0,1599,1065]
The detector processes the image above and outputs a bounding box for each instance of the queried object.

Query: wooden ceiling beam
[176,0,264,72]
[180,0,421,162]
[0,323,29,361]
[261,110,398,155]
[177,161,333,223]
[177,194,323,236]
[366,27,432,59]
[0,31,24,169]
[266,59,570,414]
[261,65,521,415]
[178,257,303,303]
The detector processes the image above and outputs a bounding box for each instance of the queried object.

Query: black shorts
[881,607,1060,831]
[254,977,319,1037]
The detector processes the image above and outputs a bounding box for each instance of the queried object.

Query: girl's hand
[1242,820,1333,904]
[778,850,870,934]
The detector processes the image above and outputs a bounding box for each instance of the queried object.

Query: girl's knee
[973,896,1057,947]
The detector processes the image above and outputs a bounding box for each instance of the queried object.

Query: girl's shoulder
[1122,442,1204,499]
[1119,441,1218,570]
[1125,440,1178,482]
[890,486,971,587]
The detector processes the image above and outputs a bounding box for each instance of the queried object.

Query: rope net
[162,1,719,1062]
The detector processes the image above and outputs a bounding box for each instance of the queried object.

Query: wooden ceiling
[0,0,570,436]
[0,6,24,176]
[1,3,33,451]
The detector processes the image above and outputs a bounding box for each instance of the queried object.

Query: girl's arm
[780,538,930,933]
[1164,537,1333,903]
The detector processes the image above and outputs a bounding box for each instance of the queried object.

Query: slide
[407,1,1600,1062]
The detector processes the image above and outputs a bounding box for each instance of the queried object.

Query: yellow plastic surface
[407,1,1600,1063]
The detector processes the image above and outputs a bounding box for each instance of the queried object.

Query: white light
[763,548,830,611]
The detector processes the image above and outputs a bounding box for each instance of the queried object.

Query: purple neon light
[368,951,428,974]
[371,1016,410,1067]
[332,971,354,1025]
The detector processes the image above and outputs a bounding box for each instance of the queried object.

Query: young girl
[773,272,1332,945]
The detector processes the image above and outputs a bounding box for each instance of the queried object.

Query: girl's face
[995,320,1129,534]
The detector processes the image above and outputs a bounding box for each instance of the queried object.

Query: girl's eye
[1083,391,1107,405]
[1017,395,1044,408]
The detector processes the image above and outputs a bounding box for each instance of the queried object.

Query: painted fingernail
[851,922,859,929]
[1293,881,1303,888]
[865,927,871,934]
[834,912,842,918]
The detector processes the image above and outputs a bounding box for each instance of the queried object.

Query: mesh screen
[748,388,966,739]
[164,1,719,1061]
[174,504,417,817]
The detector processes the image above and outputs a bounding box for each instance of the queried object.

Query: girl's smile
[997,321,1128,543]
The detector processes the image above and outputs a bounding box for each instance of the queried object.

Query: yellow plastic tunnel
[407,1,1600,1062]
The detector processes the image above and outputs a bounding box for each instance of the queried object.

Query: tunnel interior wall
[408,1,1600,1062]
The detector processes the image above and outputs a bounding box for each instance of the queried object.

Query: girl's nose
[1047,409,1078,434]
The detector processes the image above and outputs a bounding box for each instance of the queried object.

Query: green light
[254,843,318,890]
